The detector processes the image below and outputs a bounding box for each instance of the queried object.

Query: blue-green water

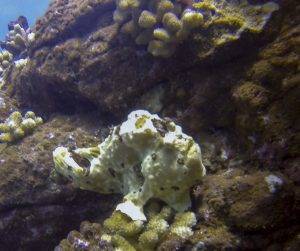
[0,0,50,39]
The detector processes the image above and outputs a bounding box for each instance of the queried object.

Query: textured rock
[11,0,281,116]
[0,92,17,121]
[201,170,296,231]
[190,169,298,250]
[0,113,120,250]
[0,0,298,249]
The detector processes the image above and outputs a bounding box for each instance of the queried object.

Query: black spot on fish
[72,152,90,169]
[108,168,116,178]
[115,125,120,135]
[133,163,144,182]
[177,158,184,165]
[171,186,180,191]
[151,153,157,160]
[152,118,168,137]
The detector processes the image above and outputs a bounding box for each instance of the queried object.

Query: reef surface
[0,0,299,250]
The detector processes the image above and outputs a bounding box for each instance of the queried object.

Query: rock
[188,169,298,250]
[201,170,296,231]
[10,0,282,116]
[190,225,239,250]
[0,113,120,250]
[0,0,298,249]
[0,93,17,121]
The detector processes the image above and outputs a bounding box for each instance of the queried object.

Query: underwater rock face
[114,0,279,57]
[0,93,17,120]
[0,0,298,249]
[189,169,298,250]
[0,114,119,250]
[11,0,280,116]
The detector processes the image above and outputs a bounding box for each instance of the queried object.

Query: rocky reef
[114,0,279,57]
[0,0,299,250]
[0,111,120,250]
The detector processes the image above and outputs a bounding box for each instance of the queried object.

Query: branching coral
[53,110,205,221]
[0,16,33,89]
[0,18,35,59]
[55,202,198,251]
[114,0,279,57]
[0,51,13,78]
[0,111,43,143]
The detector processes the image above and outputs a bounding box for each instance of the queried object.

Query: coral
[56,202,198,251]
[53,110,205,221]
[0,16,35,59]
[103,211,144,237]
[0,50,13,77]
[114,0,279,57]
[14,58,28,70]
[232,82,270,109]
[0,111,43,143]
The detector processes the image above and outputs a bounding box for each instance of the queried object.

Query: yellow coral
[156,0,174,20]
[0,111,43,143]
[113,0,279,57]
[162,12,182,32]
[56,201,198,251]
[182,10,204,29]
[153,28,172,42]
[193,2,217,11]
[112,234,136,251]
[138,10,157,28]
[104,211,143,237]
[118,0,140,11]
[148,40,174,57]
[212,16,245,28]
[121,20,140,35]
